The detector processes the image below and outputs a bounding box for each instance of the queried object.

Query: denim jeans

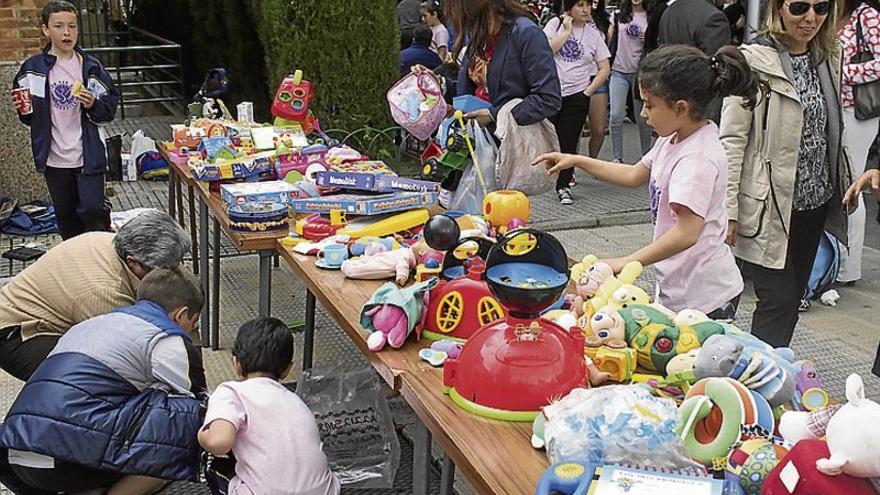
[609,70,652,162]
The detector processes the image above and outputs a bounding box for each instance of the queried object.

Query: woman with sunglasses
[721,0,851,347]
[835,0,880,285]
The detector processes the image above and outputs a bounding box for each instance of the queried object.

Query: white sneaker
[557,187,573,205]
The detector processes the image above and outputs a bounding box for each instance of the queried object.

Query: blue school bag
[804,231,840,300]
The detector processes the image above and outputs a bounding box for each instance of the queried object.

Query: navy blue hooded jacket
[457,16,561,126]
[13,44,119,175]
[0,300,206,481]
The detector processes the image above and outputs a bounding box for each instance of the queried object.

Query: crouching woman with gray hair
[0,209,192,380]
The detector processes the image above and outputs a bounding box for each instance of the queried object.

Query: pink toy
[341,248,416,285]
[272,70,313,122]
[575,261,614,299]
[365,305,410,351]
[506,218,527,233]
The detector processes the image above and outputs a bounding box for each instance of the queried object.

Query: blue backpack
[804,231,840,300]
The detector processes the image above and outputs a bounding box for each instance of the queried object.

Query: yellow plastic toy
[336,208,429,239]
[482,190,530,233]
[584,346,637,382]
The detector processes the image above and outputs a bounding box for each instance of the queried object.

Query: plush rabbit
[364,304,410,352]
[816,374,880,479]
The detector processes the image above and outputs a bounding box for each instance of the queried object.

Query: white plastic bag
[493,100,557,196]
[130,130,157,161]
[544,386,698,469]
[448,120,499,214]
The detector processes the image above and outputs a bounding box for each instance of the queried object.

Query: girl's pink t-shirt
[641,121,743,313]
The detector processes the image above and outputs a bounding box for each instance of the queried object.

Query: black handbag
[851,9,880,120]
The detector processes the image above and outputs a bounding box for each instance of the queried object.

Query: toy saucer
[315,259,342,270]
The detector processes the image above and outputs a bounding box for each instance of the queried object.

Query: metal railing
[80,27,186,119]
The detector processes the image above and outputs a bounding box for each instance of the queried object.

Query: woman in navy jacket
[447,0,562,127]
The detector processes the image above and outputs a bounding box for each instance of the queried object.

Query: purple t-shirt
[641,122,743,313]
[612,10,647,74]
[544,18,611,97]
[204,378,341,495]
[46,53,84,169]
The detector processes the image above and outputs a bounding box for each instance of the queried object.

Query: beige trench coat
[720,40,851,270]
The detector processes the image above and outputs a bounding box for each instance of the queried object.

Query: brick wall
[0,0,49,63]
[0,2,51,201]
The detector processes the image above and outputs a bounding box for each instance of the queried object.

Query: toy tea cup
[318,244,348,268]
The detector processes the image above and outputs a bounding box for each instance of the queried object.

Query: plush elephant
[693,334,797,408]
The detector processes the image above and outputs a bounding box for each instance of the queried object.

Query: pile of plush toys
[353,192,880,494]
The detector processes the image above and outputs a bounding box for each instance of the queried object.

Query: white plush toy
[815,374,880,478]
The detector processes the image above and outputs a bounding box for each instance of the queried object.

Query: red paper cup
[11,87,32,116]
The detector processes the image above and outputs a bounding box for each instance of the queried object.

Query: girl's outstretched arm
[532,152,650,188]
[604,205,704,272]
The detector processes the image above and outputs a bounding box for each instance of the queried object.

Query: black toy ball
[423,214,460,251]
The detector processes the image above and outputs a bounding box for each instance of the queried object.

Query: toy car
[421,117,469,181]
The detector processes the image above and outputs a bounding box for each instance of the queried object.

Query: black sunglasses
[785,1,832,16]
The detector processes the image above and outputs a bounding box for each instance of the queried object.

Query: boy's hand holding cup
[11,87,33,116]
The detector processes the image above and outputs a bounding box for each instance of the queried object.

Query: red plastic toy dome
[441,230,589,421]
[442,315,587,421]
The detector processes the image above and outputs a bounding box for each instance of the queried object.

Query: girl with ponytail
[534,44,756,317]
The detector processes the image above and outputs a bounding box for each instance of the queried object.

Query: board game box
[315,171,440,193]
[220,180,300,206]
[290,191,437,215]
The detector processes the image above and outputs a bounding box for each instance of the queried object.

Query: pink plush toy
[341,247,416,285]
[365,304,410,351]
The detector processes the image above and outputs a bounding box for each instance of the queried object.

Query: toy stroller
[191,67,232,120]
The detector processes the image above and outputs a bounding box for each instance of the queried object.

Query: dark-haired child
[421,1,450,62]
[13,0,119,240]
[534,44,755,318]
[199,317,340,495]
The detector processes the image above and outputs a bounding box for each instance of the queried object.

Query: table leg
[188,185,198,276]
[258,250,272,317]
[303,289,315,372]
[211,216,221,351]
[413,420,432,495]
[168,168,177,218]
[198,198,210,349]
[175,177,184,226]
[440,454,455,495]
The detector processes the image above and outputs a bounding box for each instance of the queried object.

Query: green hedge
[245,0,399,130]
[134,0,399,129]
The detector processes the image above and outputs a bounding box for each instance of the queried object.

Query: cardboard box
[121,153,137,182]
[290,192,437,215]
[220,180,300,207]
[190,151,276,182]
[315,171,440,193]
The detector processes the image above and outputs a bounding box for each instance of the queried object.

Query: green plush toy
[619,304,726,372]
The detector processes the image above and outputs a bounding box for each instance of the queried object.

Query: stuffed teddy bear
[693,334,796,408]
[816,374,880,479]
[570,255,644,320]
